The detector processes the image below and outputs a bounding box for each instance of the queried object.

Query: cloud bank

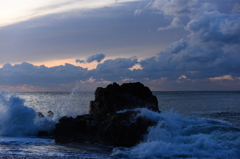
[0,0,239,91]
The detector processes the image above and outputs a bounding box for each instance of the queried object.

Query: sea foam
[112,108,240,158]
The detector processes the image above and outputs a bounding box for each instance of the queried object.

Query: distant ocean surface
[0,90,240,158]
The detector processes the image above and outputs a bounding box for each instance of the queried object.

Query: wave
[1,91,240,158]
[0,91,55,136]
[112,108,240,158]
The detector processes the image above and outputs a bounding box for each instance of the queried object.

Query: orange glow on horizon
[0,59,100,70]
[34,59,100,70]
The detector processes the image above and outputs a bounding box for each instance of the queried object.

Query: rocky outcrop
[54,82,159,147]
[89,82,159,114]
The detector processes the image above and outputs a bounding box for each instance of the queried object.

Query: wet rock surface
[54,82,159,147]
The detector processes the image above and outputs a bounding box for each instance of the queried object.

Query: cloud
[158,17,183,30]
[232,3,240,14]
[186,12,240,43]
[96,57,138,72]
[161,39,188,54]
[0,57,138,87]
[76,53,105,64]
[86,53,105,63]
[152,0,198,16]
[134,9,143,16]
[0,62,89,87]
[209,75,240,81]
[0,0,240,91]
[178,75,187,80]
[0,1,167,66]
[138,0,240,83]
[0,0,140,27]
[92,57,139,81]
[75,59,85,64]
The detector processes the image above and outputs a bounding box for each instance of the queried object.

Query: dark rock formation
[47,110,54,118]
[37,110,54,137]
[37,112,44,118]
[37,131,49,137]
[90,82,159,114]
[54,82,159,147]
[37,110,54,118]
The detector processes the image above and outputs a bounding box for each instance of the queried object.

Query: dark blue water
[0,91,239,158]
[155,91,240,126]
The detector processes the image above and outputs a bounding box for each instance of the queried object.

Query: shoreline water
[0,91,240,158]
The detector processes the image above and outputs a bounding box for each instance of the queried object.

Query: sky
[0,0,240,92]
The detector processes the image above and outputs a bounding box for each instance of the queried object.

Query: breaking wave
[0,91,240,158]
[112,108,240,158]
[0,91,55,136]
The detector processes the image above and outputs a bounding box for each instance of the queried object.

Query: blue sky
[0,0,240,91]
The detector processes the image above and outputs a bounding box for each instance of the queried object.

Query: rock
[47,110,54,117]
[55,111,155,147]
[37,110,54,118]
[54,82,159,147]
[37,112,44,118]
[89,82,159,114]
[37,131,49,136]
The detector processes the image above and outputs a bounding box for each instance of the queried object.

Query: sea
[0,89,240,159]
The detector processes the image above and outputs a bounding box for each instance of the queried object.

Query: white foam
[0,91,55,136]
[112,108,240,158]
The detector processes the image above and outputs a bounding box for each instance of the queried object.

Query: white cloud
[0,0,139,27]
[129,64,143,70]
[152,0,198,16]
[134,9,143,16]
[178,75,187,80]
[209,75,238,81]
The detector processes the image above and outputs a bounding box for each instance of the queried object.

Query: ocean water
[0,90,239,159]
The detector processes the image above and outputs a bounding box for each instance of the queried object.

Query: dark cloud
[76,53,106,64]
[86,53,105,63]
[0,0,239,91]
[0,57,138,87]
[75,59,85,64]
[92,57,139,81]
[138,0,240,82]
[0,62,89,87]
[186,12,240,43]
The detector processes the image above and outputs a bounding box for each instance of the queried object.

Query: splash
[112,108,240,158]
[0,82,89,136]
[0,91,55,136]
[52,82,83,120]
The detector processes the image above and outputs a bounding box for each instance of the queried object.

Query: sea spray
[0,91,55,136]
[0,82,90,136]
[52,82,86,121]
[112,108,240,158]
